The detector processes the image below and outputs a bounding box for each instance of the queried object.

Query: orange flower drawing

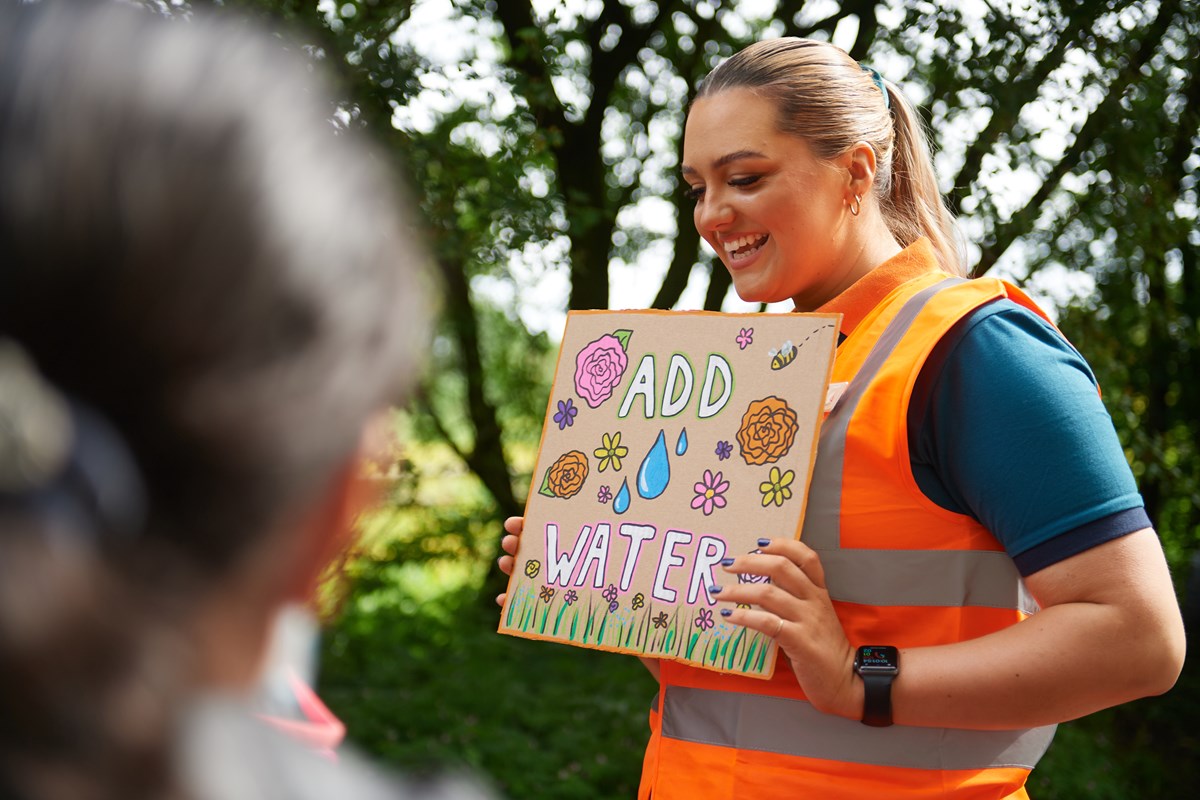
[542,450,589,499]
[736,396,799,465]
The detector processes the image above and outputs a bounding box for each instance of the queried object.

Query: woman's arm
[893,527,1184,729]
[716,529,1185,729]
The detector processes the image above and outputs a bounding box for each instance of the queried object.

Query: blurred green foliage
[319,570,654,799]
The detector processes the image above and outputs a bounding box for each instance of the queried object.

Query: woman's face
[682,88,857,310]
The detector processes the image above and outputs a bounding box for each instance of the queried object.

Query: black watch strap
[860,672,894,727]
[855,645,898,727]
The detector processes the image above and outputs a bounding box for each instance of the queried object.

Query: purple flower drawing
[553,398,578,430]
[695,608,715,631]
[597,485,613,503]
[564,590,578,605]
[736,327,754,350]
[574,334,629,409]
[714,440,733,461]
[691,469,729,516]
[608,600,619,613]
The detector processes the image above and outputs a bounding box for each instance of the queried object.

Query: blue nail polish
[708,584,722,594]
[720,609,732,617]
[720,557,735,567]
[757,538,770,547]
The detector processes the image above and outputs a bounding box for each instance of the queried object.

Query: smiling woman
[494,34,1185,800]
[683,102,869,309]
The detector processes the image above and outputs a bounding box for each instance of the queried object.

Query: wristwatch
[854,645,899,727]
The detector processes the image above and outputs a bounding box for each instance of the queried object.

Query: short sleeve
[907,300,1150,575]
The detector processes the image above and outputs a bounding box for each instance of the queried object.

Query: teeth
[723,234,767,253]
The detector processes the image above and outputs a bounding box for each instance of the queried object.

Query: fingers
[496,517,525,609]
[500,533,519,557]
[718,605,788,640]
[710,579,796,620]
[497,527,520,575]
[721,537,826,590]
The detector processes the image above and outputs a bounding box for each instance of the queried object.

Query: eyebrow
[680,149,769,176]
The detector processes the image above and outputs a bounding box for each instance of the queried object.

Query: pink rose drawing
[574,332,630,409]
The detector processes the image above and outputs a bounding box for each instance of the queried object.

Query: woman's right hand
[495,516,523,606]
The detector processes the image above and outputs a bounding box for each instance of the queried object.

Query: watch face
[857,645,898,672]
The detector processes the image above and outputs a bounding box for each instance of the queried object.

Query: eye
[729,175,762,188]
[684,184,705,201]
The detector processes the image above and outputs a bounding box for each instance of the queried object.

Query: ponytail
[881,84,966,277]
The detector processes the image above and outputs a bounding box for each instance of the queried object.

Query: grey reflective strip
[661,686,1056,771]
[821,550,1040,614]
[800,277,1038,615]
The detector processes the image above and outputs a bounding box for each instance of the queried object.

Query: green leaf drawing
[538,467,555,497]
[612,329,632,351]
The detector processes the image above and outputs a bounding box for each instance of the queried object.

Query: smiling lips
[723,233,769,263]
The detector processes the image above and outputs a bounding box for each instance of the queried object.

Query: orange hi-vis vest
[639,244,1058,799]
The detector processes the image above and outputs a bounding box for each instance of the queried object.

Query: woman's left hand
[714,538,861,720]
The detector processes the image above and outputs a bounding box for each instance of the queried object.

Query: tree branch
[413,387,470,466]
[949,2,1106,212]
[491,0,568,133]
[702,259,732,310]
[973,0,1183,276]
[434,256,519,514]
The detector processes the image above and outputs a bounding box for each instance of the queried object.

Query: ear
[841,141,878,199]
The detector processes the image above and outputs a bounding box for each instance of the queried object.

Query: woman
[499,37,1185,798]
[0,4,489,799]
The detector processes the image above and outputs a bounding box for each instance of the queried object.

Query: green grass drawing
[503,578,775,677]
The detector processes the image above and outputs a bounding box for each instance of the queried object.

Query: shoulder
[908,297,1147,568]
[934,298,1095,389]
[909,298,1101,449]
[179,698,497,800]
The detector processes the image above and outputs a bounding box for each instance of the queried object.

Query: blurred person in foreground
[0,3,492,799]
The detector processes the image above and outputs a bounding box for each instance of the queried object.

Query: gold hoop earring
[849,193,862,217]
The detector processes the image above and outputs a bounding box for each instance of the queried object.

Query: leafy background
[186,0,1199,796]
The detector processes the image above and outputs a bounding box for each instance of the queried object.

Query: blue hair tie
[860,65,890,109]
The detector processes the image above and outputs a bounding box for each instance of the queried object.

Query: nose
[694,188,734,236]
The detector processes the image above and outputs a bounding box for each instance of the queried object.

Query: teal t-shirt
[907,300,1149,576]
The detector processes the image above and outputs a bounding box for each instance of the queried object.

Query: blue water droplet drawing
[613,478,631,514]
[637,430,671,499]
[675,427,688,456]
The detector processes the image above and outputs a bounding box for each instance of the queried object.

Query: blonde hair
[696,38,964,277]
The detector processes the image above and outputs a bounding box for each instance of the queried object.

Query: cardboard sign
[499,310,839,678]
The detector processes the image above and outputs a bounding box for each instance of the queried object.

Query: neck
[793,216,902,312]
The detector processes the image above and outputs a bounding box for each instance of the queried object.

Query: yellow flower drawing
[759,466,795,507]
[593,431,629,472]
